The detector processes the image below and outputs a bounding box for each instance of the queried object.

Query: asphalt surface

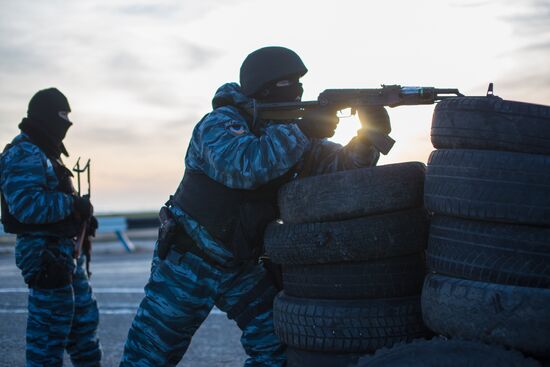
[0,242,247,367]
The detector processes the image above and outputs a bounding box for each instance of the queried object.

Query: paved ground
[0,241,247,367]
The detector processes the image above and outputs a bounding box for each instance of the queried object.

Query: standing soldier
[120,46,391,366]
[0,88,102,366]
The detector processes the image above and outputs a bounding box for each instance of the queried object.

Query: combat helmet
[240,46,308,97]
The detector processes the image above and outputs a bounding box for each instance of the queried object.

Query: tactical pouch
[157,205,222,267]
[30,248,73,289]
[157,206,179,260]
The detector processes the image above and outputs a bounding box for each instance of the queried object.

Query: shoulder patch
[229,126,246,136]
[224,121,248,136]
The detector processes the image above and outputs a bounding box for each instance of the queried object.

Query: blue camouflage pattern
[0,133,101,366]
[1,135,73,222]
[179,83,380,265]
[27,257,101,366]
[121,83,380,366]
[122,249,282,367]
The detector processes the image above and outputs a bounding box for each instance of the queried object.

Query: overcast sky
[1,0,549,212]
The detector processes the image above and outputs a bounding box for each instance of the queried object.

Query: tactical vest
[0,139,80,237]
[170,169,293,261]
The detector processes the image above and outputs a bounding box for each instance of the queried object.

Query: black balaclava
[19,88,72,158]
[254,76,304,103]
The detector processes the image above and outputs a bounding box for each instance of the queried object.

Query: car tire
[421,274,550,357]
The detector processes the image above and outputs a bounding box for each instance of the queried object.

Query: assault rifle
[247,85,463,155]
[73,158,93,277]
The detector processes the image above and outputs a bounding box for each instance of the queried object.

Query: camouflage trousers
[26,256,102,367]
[120,249,285,367]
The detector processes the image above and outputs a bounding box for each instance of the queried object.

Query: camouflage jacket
[0,133,76,281]
[170,83,381,264]
[0,133,74,228]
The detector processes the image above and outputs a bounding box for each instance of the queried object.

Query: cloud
[1,0,549,211]
[450,1,493,8]
[521,40,550,52]
[183,42,222,70]
[0,0,226,134]
[108,0,231,21]
[0,1,225,74]
[0,45,44,73]
[69,114,198,149]
[73,126,145,146]
[112,3,181,17]
[507,0,550,33]
[504,0,550,35]
[485,0,550,103]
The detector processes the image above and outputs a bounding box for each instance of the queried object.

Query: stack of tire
[422,95,550,361]
[265,163,431,367]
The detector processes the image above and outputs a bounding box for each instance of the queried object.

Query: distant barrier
[126,217,160,230]
[1,216,160,253]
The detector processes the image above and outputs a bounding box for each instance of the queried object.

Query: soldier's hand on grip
[296,108,339,139]
[73,194,93,221]
[358,106,391,135]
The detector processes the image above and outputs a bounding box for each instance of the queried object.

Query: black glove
[73,194,93,221]
[358,106,391,135]
[296,108,339,139]
[87,216,98,237]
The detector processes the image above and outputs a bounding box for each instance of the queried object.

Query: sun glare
[331,112,362,146]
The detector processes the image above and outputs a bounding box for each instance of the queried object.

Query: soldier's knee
[228,274,278,330]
